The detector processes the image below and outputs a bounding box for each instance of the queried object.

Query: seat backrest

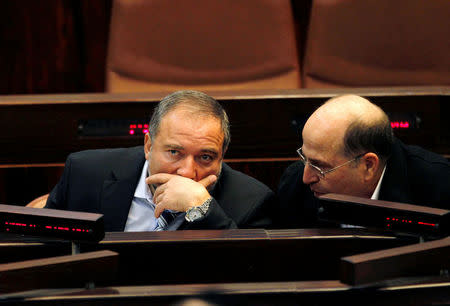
[26,194,49,208]
[106,0,301,92]
[303,0,450,88]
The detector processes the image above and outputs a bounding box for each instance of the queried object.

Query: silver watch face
[187,207,203,221]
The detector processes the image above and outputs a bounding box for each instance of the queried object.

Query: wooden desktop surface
[1,228,447,305]
[3,278,449,306]
[0,228,418,286]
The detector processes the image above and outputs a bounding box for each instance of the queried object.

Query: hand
[147,173,217,218]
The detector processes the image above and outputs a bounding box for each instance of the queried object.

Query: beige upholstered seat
[26,194,49,208]
[303,0,450,88]
[106,0,301,92]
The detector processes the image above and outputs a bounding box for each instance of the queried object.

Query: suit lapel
[379,139,412,203]
[100,147,145,231]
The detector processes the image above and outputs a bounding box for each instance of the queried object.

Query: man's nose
[176,156,197,180]
[302,163,320,185]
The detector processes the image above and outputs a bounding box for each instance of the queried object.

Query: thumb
[198,174,217,188]
[154,203,165,218]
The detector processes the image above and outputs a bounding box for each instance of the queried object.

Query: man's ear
[361,152,380,182]
[144,133,152,156]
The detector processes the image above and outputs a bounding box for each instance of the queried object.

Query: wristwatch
[185,197,212,222]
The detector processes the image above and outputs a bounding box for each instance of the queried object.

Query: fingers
[153,183,166,203]
[154,202,165,218]
[147,173,173,186]
[149,173,215,216]
[198,174,217,188]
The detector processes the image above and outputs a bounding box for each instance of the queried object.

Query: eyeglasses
[296,147,365,179]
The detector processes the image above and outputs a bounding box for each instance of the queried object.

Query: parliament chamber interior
[0,0,449,305]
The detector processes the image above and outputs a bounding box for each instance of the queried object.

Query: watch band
[185,197,212,222]
[198,197,212,213]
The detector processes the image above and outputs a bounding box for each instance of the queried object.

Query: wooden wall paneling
[76,0,112,92]
[0,88,448,206]
[0,0,112,94]
[0,1,81,94]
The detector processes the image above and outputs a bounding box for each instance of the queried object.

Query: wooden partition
[1,228,448,305]
[0,250,118,294]
[0,228,418,285]
[340,237,450,285]
[3,279,449,306]
[0,87,448,205]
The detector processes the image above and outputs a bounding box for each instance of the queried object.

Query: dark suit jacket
[46,146,275,231]
[276,138,450,228]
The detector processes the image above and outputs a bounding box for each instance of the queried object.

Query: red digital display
[5,221,92,234]
[129,123,149,135]
[385,217,437,228]
[390,121,410,129]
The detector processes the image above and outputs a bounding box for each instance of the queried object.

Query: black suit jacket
[46,146,275,231]
[276,138,450,228]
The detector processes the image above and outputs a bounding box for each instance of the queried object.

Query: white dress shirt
[124,161,185,231]
[371,165,387,200]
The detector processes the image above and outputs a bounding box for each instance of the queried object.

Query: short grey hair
[148,90,231,154]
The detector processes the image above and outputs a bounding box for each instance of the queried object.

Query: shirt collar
[371,165,387,200]
[134,160,153,202]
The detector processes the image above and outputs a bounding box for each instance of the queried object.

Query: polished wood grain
[79,228,416,286]
[0,1,111,95]
[0,228,418,285]
[340,236,450,285]
[0,250,118,293]
[2,277,449,305]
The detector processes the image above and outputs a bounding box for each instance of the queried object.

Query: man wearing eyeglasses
[276,94,450,228]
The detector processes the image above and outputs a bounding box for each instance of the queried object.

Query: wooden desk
[2,276,449,305]
[3,228,448,305]
[0,228,417,286]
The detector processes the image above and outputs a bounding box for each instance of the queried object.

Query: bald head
[317,94,386,125]
[303,95,393,161]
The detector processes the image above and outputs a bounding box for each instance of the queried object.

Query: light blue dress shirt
[124,161,185,231]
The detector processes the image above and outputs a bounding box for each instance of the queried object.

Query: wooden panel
[0,87,448,163]
[0,0,111,94]
[0,234,72,264]
[3,229,447,305]
[318,194,450,237]
[340,237,450,285]
[0,204,105,242]
[3,279,449,306]
[78,228,416,285]
[0,250,118,293]
[0,228,418,285]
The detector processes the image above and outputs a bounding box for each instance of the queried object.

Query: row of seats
[105,0,450,92]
